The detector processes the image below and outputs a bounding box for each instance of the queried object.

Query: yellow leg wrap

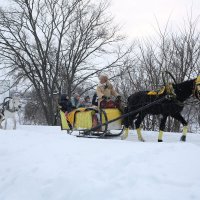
[183,126,188,136]
[158,130,163,141]
[136,128,145,142]
[121,128,129,140]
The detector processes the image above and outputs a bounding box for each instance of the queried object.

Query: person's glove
[71,106,76,110]
[58,105,62,109]
[102,95,106,100]
[116,96,121,101]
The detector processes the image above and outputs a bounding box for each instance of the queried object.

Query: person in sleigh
[96,74,121,109]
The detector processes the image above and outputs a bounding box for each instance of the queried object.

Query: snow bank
[0,126,200,200]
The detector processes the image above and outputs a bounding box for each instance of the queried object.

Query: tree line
[0,0,199,132]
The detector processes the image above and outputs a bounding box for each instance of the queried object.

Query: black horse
[121,76,200,142]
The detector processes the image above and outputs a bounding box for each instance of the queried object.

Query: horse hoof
[180,135,186,142]
[158,139,163,142]
[121,128,129,140]
[121,134,128,140]
[139,138,145,142]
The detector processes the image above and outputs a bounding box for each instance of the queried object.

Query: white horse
[0,97,21,130]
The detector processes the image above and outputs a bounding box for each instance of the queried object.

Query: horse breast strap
[193,76,200,99]
[195,76,200,85]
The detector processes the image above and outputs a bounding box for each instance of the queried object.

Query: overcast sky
[0,0,200,40]
[110,0,200,39]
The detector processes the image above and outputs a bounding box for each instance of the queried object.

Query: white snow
[0,125,200,200]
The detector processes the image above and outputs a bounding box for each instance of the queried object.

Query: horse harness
[147,76,200,106]
[147,83,176,97]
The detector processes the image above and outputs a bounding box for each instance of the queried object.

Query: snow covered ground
[0,125,200,200]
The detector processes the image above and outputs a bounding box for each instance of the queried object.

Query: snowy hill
[0,125,200,200]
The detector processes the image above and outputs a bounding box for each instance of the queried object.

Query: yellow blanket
[67,107,87,126]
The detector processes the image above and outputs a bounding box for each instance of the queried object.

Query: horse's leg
[158,115,168,142]
[4,119,7,130]
[171,113,188,142]
[135,113,145,142]
[121,127,129,140]
[0,115,3,129]
[121,107,130,140]
[13,117,16,130]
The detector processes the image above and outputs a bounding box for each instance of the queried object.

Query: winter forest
[0,0,199,132]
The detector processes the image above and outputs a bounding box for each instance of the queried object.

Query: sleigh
[59,100,124,138]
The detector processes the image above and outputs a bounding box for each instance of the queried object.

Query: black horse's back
[128,91,151,106]
[128,90,184,116]
[128,91,162,111]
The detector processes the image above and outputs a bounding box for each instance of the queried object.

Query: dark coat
[92,93,98,106]
[59,94,73,112]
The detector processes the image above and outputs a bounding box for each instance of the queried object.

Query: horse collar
[193,77,200,100]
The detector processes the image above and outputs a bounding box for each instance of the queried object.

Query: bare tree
[0,0,128,125]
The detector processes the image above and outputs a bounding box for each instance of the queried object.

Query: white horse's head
[2,96,21,130]
[9,96,21,112]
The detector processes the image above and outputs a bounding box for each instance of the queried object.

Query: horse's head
[10,96,21,111]
[194,76,200,100]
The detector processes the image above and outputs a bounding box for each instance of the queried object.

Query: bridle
[172,76,200,102]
